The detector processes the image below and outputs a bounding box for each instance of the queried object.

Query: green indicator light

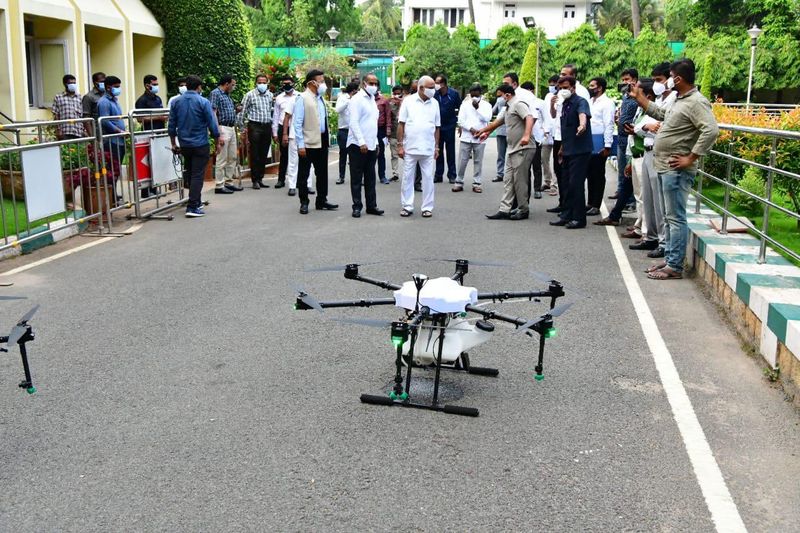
[545,327,557,338]
[391,336,404,348]
[459,312,467,318]
[26,386,36,394]
[534,374,544,381]
[293,303,298,310]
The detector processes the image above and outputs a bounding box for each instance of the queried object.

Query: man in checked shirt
[52,74,85,140]
[209,75,244,194]
[241,73,274,189]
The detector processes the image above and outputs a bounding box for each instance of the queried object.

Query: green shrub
[142,0,254,101]
[732,166,766,214]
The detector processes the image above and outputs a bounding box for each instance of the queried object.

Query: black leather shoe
[299,203,309,215]
[215,187,233,194]
[274,181,285,189]
[414,186,422,192]
[252,181,261,190]
[308,188,316,195]
[257,181,270,188]
[225,184,243,192]
[630,240,659,250]
[366,208,385,216]
[510,210,529,220]
[647,247,665,258]
[549,219,568,226]
[288,188,297,196]
[352,209,361,218]
[565,220,586,229]
[316,202,338,210]
[433,177,443,183]
[336,178,345,184]
[492,176,503,182]
[486,211,511,220]
[533,191,542,199]
[546,206,564,213]
[585,207,601,216]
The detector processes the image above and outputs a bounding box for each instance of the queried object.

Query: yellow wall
[0,9,13,119]
[132,34,164,98]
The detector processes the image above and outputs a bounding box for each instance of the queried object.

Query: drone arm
[295,297,397,310]
[465,304,546,333]
[350,274,402,292]
[476,288,564,302]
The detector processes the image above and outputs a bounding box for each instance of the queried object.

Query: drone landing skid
[360,393,479,417]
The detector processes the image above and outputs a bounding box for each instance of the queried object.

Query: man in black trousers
[272,75,296,189]
[549,76,592,229]
[292,69,338,214]
[346,74,384,218]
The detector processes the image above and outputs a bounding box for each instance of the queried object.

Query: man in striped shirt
[241,73,274,189]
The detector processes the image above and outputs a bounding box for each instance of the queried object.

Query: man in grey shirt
[630,59,719,280]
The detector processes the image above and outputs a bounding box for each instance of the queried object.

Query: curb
[1,215,88,261]
[686,196,800,403]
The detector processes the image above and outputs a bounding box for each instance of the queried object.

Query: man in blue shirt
[549,76,592,229]
[96,75,125,204]
[169,75,221,218]
[613,68,640,207]
[433,75,460,183]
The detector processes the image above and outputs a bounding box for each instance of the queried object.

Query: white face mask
[548,85,557,94]
[434,84,441,91]
[423,87,436,99]
[653,82,666,96]
[257,83,268,93]
[178,85,187,95]
[365,85,378,96]
[471,96,480,103]
[558,89,572,100]
[317,82,327,96]
[667,77,675,90]
[66,83,77,93]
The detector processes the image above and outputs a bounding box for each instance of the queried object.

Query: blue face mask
[150,85,159,94]
[111,87,121,97]
[66,83,78,93]
[97,82,105,92]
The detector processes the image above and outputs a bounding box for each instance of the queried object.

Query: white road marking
[0,224,143,277]
[601,206,747,532]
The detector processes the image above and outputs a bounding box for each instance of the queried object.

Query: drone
[294,259,574,417]
[1,301,40,395]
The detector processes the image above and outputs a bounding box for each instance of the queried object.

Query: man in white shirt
[347,74,384,218]
[397,75,441,218]
[335,81,359,185]
[541,75,560,196]
[586,76,616,215]
[454,83,492,193]
[271,75,297,189]
[280,81,313,197]
[520,81,547,199]
[167,77,187,110]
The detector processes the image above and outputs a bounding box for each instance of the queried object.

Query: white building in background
[402,0,601,39]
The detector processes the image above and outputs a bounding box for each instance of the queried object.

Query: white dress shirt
[589,93,616,148]
[347,89,379,151]
[399,93,441,157]
[335,93,351,130]
[272,91,296,136]
[457,97,492,143]
[542,91,557,144]
[575,80,591,102]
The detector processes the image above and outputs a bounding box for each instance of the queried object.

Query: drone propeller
[530,270,590,299]
[304,260,387,273]
[7,304,39,345]
[428,258,512,268]
[0,295,26,301]
[514,302,573,335]
[332,317,394,328]
[291,284,324,313]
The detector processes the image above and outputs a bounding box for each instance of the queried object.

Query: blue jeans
[659,170,695,273]
[496,135,507,178]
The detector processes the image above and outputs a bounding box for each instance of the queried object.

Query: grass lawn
[699,180,800,266]
[1,198,71,240]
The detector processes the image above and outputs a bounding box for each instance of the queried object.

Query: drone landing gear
[360,315,480,417]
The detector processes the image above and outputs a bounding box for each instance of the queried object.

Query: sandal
[472,185,482,193]
[648,266,683,280]
[548,188,559,196]
[421,211,432,218]
[400,209,412,217]
[452,185,464,192]
[645,262,667,273]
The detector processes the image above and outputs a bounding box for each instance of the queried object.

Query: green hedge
[142,0,254,100]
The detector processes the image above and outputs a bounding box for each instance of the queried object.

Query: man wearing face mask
[273,75,297,189]
[453,84,492,193]
[651,62,677,111]
[610,68,639,208]
[541,74,560,196]
[82,71,106,137]
[293,69,338,215]
[630,59,718,280]
[549,76,592,229]
[53,74,84,140]
[168,78,188,110]
[396,76,441,217]
[491,94,507,183]
[375,80,393,185]
[433,75,460,184]
[334,81,359,185]
[347,74,384,218]
[241,74,274,189]
[134,74,166,131]
[209,75,243,194]
[96,76,126,204]
[388,85,404,182]
[586,77,615,216]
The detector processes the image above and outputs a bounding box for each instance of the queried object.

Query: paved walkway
[1,142,798,531]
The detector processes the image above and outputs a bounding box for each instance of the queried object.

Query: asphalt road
[1,142,798,532]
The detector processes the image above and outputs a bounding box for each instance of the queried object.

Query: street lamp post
[746,24,762,110]
[326,26,340,48]
[523,16,540,95]
[391,56,406,87]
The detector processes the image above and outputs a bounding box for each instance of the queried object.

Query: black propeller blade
[332,317,394,328]
[7,304,39,345]
[292,284,324,313]
[514,302,573,335]
[0,295,26,301]
[530,270,590,299]
[428,258,512,267]
[304,260,386,273]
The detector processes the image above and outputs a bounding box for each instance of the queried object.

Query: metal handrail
[697,125,800,264]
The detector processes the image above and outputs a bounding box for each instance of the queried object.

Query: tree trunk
[285,0,292,16]
[630,0,641,37]
[467,0,475,26]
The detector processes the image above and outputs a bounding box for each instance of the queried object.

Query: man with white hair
[396,76,441,218]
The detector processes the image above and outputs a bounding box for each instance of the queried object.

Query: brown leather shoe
[593,217,619,226]
[621,229,640,238]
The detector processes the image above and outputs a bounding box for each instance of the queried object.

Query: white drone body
[393,277,491,364]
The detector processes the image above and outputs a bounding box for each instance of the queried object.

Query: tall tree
[553,23,602,81]
[631,25,672,76]
[630,0,642,36]
[595,0,663,36]
[358,0,403,42]
[601,25,633,82]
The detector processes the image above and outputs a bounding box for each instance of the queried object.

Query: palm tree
[595,0,663,37]
[360,0,403,40]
